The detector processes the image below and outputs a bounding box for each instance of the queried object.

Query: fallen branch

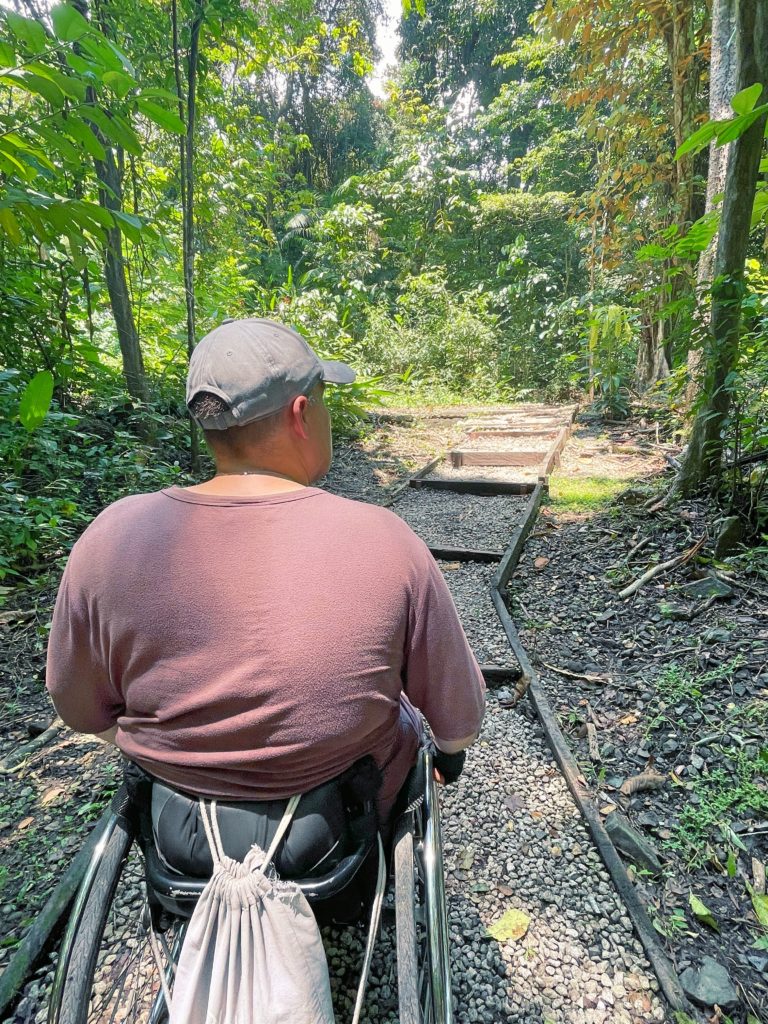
[0,719,64,775]
[540,661,612,684]
[625,536,651,563]
[586,723,601,762]
[617,535,706,600]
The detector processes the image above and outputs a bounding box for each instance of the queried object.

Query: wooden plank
[539,425,570,479]
[479,664,523,685]
[466,428,558,441]
[428,545,502,563]
[410,478,537,496]
[451,450,546,468]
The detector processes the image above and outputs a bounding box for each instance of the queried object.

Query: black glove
[432,747,466,785]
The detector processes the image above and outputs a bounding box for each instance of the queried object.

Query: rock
[680,575,733,600]
[604,812,664,874]
[679,957,739,1010]
[714,516,743,558]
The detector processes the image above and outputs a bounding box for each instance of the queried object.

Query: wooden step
[450,450,545,469]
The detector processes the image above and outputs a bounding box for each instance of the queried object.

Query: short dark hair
[189,390,283,454]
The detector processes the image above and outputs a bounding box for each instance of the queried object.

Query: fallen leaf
[487,908,530,943]
[458,847,474,870]
[534,556,550,570]
[17,816,34,830]
[747,883,768,928]
[504,794,525,812]
[619,713,639,726]
[620,772,667,797]
[444,562,461,570]
[688,892,719,931]
[40,786,66,807]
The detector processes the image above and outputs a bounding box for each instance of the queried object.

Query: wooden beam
[450,450,545,468]
[410,478,537,496]
[427,545,503,563]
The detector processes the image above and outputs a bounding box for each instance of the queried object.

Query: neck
[186,465,308,496]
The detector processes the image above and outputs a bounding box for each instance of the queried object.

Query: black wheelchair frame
[47,746,453,1024]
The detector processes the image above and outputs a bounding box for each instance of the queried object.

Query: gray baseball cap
[186,318,356,430]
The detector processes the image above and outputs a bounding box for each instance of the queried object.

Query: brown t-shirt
[46,486,485,801]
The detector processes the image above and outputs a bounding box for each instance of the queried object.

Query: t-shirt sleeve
[403,542,486,742]
[46,549,125,734]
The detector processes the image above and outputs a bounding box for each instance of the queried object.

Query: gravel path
[439,561,516,668]
[426,462,542,485]
[393,490,529,553]
[322,693,669,1024]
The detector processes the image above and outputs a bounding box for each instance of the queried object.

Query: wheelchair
[47,745,453,1024]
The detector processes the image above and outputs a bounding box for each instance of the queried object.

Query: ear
[289,394,311,440]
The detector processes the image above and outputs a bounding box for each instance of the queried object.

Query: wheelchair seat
[134,756,383,921]
[143,832,376,918]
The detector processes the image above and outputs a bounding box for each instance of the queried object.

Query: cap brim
[321,359,356,384]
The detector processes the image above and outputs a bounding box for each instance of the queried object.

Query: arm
[46,553,125,737]
[402,542,486,749]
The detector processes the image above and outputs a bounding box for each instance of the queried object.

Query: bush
[360,273,505,399]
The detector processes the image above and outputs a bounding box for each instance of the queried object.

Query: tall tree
[679,0,768,492]
[685,0,738,402]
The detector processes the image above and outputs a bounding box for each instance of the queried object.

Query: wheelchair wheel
[394,751,453,1024]
[49,811,184,1024]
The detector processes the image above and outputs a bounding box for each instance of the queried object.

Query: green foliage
[586,305,637,419]
[360,273,504,399]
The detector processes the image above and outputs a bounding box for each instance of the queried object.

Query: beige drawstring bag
[168,794,336,1024]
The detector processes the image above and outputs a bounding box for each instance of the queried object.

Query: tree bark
[74,0,147,402]
[95,146,148,402]
[173,0,206,471]
[685,0,738,402]
[679,0,768,494]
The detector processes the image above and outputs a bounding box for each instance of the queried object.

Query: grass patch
[547,473,628,513]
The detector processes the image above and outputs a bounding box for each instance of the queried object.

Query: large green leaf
[0,208,24,245]
[0,69,65,107]
[50,3,91,42]
[112,209,145,241]
[63,115,106,160]
[731,83,764,116]
[4,11,47,54]
[103,70,136,99]
[0,41,16,65]
[136,96,185,134]
[676,120,719,160]
[18,370,54,431]
[717,105,768,146]
[82,107,142,156]
[26,62,86,102]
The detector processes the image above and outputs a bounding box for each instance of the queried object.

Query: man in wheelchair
[46,320,485,953]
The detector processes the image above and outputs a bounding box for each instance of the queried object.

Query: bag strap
[197,794,301,870]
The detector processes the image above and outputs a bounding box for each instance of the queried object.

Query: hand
[433,768,445,785]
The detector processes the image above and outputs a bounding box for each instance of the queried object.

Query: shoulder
[69,491,169,554]
[315,490,428,546]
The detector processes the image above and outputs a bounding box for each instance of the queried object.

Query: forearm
[433,731,478,754]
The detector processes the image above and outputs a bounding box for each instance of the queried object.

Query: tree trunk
[685,0,738,402]
[95,146,148,402]
[74,0,147,402]
[173,0,205,471]
[679,0,768,494]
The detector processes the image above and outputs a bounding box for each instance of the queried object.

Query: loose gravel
[439,561,516,668]
[393,490,528,553]
[321,693,670,1023]
[426,461,542,485]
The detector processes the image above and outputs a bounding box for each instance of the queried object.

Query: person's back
[47,484,484,814]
